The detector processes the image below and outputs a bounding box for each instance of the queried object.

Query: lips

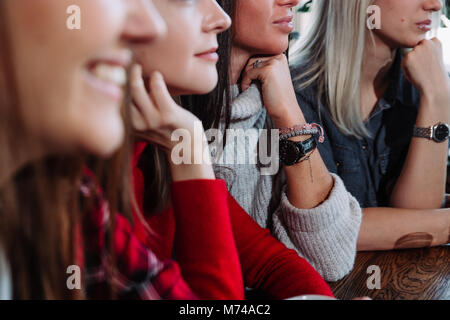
[195,47,219,62]
[85,50,132,101]
[273,16,294,24]
[273,15,294,33]
[416,19,432,32]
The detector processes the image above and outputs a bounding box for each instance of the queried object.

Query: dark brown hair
[137,0,237,216]
[180,0,236,134]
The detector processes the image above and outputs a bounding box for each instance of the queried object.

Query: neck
[230,45,253,85]
[359,35,398,119]
[362,35,397,92]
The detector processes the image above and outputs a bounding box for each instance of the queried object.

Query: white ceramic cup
[286,295,337,300]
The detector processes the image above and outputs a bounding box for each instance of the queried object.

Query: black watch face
[280,140,299,166]
[434,124,449,142]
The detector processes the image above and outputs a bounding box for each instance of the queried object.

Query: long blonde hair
[290,0,374,139]
[290,0,442,139]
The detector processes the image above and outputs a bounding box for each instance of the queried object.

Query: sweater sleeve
[272,173,362,282]
[170,179,245,300]
[112,214,198,300]
[226,192,334,299]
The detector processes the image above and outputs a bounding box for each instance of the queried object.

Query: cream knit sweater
[213,84,362,282]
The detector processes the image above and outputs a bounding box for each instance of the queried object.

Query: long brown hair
[138,0,237,215]
[181,0,235,134]
[0,3,133,299]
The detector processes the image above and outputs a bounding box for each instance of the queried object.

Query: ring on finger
[253,59,262,69]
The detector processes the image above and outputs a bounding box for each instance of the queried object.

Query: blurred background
[291,0,450,72]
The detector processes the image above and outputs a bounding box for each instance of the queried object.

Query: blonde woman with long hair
[291,0,450,250]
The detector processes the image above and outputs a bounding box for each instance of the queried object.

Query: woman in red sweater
[129,0,334,299]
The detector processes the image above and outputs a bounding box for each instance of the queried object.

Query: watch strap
[279,136,317,166]
[413,125,432,140]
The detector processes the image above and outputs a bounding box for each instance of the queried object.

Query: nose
[121,0,167,44]
[202,0,232,34]
[277,0,300,9]
[423,0,443,12]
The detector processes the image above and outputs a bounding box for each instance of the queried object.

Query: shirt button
[362,145,367,151]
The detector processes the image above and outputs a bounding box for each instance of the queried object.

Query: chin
[260,41,289,55]
[195,82,218,95]
[401,37,426,48]
[83,122,124,157]
[170,76,218,96]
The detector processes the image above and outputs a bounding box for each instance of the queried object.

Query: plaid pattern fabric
[79,172,196,300]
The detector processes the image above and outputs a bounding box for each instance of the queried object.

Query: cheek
[79,0,125,43]
[168,52,218,95]
[136,39,193,85]
[233,13,288,54]
[75,102,125,156]
[14,0,126,153]
[234,10,268,45]
[47,76,125,156]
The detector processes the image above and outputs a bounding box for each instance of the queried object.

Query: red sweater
[133,142,333,300]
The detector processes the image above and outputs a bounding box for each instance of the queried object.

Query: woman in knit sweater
[181,0,362,282]
[130,0,335,299]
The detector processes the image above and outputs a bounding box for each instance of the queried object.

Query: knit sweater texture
[213,84,362,281]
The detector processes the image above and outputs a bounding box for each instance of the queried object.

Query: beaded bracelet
[280,128,319,141]
[279,123,325,143]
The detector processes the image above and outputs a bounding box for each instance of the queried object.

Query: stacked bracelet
[280,128,318,140]
[279,123,325,143]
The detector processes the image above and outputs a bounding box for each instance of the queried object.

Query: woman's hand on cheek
[130,64,204,155]
[402,38,450,109]
[241,54,306,128]
[130,64,215,181]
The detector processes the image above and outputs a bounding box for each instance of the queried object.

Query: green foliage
[297,0,313,13]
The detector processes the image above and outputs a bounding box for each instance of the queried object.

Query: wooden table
[328,246,450,300]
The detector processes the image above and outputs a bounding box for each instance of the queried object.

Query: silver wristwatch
[413,122,450,143]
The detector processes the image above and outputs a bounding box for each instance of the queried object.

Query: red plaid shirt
[79,171,196,300]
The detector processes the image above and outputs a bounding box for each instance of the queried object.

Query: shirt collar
[370,50,420,119]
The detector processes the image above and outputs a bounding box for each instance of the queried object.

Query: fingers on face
[130,64,159,127]
[130,103,148,131]
[130,64,152,111]
[148,71,174,112]
[246,57,272,71]
[241,67,264,91]
[242,57,279,91]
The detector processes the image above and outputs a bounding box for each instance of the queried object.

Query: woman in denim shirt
[291,0,450,250]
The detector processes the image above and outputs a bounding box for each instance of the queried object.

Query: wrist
[418,91,450,125]
[167,129,216,181]
[421,81,450,106]
[273,107,306,128]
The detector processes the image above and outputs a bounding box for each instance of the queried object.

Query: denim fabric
[293,51,421,207]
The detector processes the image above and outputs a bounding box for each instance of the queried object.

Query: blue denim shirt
[293,52,421,208]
